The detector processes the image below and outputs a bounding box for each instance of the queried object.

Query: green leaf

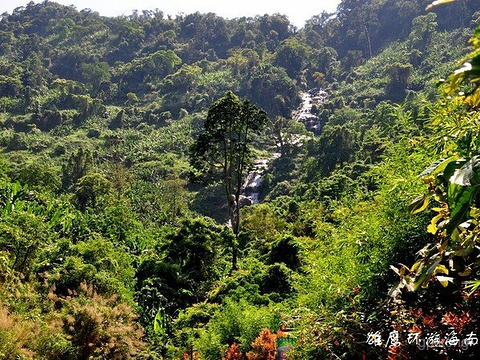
[410,260,422,273]
[419,156,458,178]
[413,257,441,290]
[434,264,449,275]
[449,156,480,186]
[447,183,478,235]
[464,280,480,295]
[445,157,480,234]
[153,309,166,335]
[442,159,467,184]
[408,194,429,215]
[427,213,443,234]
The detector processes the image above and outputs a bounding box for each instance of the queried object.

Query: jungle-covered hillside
[0,0,479,359]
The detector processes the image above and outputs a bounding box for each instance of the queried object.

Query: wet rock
[292,89,328,135]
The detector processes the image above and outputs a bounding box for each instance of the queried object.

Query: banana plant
[391,19,480,296]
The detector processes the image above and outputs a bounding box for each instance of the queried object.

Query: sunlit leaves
[418,156,458,177]
[464,279,480,295]
[397,21,480,295]
[443,20,480,107]
[407,194,429,215]
[153,309,167,336]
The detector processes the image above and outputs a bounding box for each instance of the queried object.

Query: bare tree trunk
[364,23,373,59]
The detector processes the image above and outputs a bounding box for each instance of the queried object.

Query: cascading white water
[292,88,328,135]
[240,89,327,207]
[240,159,269,206]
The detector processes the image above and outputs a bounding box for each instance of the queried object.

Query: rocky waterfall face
[292,89,328,135]
[240,159,269,206]
[240,89,327,206]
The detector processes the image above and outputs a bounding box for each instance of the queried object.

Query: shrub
[195,298,281,358]
[224,342,243,360]
[0,302,39,359]
[51,282,147,359]
[246,328,277,360]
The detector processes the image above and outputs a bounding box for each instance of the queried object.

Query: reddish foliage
[246,328,277,360]
[224,342,243,360]
[388,345,409,360]
[441,310,472,333]
[421,313,438,329]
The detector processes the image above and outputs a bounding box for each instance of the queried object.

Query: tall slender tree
[190,91,267,270]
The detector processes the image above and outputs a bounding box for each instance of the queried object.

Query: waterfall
[292,88,328,135]
[240,159,269,206]
[239,89,328,207]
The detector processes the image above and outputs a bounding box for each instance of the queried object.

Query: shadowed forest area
[0,0,479,358]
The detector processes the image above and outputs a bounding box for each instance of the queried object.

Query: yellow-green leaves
[446,157,480,234]
[153,308,167,336]
[399,45,480,293]
[391,257,455,293]
[427,213,444,234]
[436,275,454,287]
[443,21,480,107]
[464,280,480,295]
[407,194,429,215]
[418,156,459,178]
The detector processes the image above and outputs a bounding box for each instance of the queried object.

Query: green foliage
[127,154,192,225]
[81,60,111,91]
[0,211,47,275]
[268,235,301,270]
[195,298,282,358]
[273,38,310,79]
[246,64,299,117]
[136,218,232,324]
[115,50,181,96]
[61,148,94,191]
[38,235,135,300]
[307,124,358,178]
[74,172,112,211]
[393,22,480,295]
[190,91,268,269]
[0,1,477,358]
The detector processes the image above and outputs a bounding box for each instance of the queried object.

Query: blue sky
[0,0,341,28]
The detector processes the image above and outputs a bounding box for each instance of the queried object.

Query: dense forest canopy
[0,0,479,359]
